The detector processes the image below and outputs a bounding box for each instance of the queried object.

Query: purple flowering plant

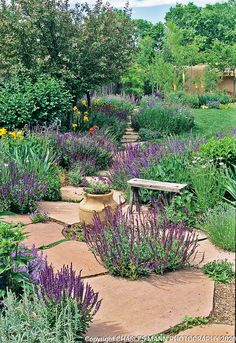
[0,221,46,297]
[51,131,115,172]
[37,263,102,335]
[84,207,201,280]
[0,162,47,214]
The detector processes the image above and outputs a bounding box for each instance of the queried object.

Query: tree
[148,54,176,94]
[165,1,236,50]
[76,1,135,98]
[0,0,135,101]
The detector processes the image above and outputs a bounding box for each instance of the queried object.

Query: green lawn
[192,108,236,137]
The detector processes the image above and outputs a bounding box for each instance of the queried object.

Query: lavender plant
[52,131,114,172]
[37,264,102,335]
[133,96,194,135]
[38,264,101,311]
[109,143,164,192]
[84,207,200,280]
[0,161,47,213]
[0,286,99,342]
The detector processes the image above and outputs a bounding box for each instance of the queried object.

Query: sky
[70,0,224,23]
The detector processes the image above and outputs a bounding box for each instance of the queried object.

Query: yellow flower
[0,128,7,136]
[81,99,87,106]
[72,123,78,128]
[73,106,78,112]
[77,111,81,116]
[16,131,24,140]
[83,116,89,122]
[9,131,17,140]
[84,111,89,115]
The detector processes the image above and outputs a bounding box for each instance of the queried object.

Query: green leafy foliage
[198,93,231,106]
[0,222,30,297]
[43,166,62,201]
[0,76,71,129]
[224,164,236,208]
[139,128,162,142]
[30,210,49,224]
[85,180,111,195]
[93,113,127,143]
[169,316,209,335]
[197,136,236,167]
[68,166,83,187]
[0,0,135,99]
[201,203,235,252]
[168,91,200,108]
[203,260,235,283]
[190,164,225,213]
[134,97,194,135]
[0,288,90,342]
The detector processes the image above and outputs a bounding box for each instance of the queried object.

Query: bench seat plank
[127,178,187,193]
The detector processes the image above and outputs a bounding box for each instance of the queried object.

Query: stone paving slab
[24,222,64,248]
[46,240,107,277]
[0,214,32,225]
[39,201,80,225]
[60,186,84,202]
[194,239,235,268]
[87,269,214,337]
[171,325,235,342]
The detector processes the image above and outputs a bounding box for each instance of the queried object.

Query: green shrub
[190,164,225,213]
[68,166,83,186]
[203,260,235,283]
[138,128,162,142]
[197,136,236,167]
[30,209,49,224]
[168,91,200,108]
[93,95,134,115]
[0,222,45,297]
[140,154,192,203]
[0,289,91,342]
[201,203,235,251]
[0,76,72,129]
[93,112,127,142]
[134,96,194,135]
[198,92,231,106]
[43,166,61,201]
[224,164,236,207]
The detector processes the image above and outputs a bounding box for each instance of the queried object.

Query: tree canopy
[0,0,135,99]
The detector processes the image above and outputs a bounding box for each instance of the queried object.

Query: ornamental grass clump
[84,207,200,280]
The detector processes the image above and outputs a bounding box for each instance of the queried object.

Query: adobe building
[184,64,236,96]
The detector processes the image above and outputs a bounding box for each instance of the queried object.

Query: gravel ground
[211,279,235,325]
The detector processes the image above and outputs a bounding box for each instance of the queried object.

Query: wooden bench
[127,178,188,212]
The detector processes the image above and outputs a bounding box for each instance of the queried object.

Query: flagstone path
[0,195,235,337]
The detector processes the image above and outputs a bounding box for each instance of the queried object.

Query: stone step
[121,138,139,144]
[126,128,135,132]
[124,131,138,136]
[122,135,139,140]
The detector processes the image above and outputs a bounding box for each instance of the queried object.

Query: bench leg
[134,188,140,212]
[129,187,135,213]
